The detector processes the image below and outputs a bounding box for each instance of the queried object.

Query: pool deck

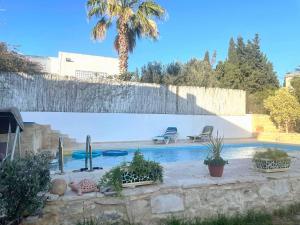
[50,138,300,199]
[69,138,260,151]
[52,152,300,199]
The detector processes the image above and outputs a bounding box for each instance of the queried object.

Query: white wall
[21,113,253,142]
[27,52,119,77]
[58,52,119,76]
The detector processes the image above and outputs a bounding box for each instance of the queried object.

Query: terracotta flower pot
[208,165,224,177]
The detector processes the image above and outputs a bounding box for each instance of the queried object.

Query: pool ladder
[58,137,64,174]
[58,135,94,173]
[85,135,93,171]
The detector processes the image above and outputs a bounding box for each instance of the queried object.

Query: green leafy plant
[0,152,51,225]
[253,148,290,161]
[99,151,163,195]
[204,134,228,166]
[99,166,124,194]
[264,88,300,133]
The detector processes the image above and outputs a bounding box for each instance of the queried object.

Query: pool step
[22,123,79,156]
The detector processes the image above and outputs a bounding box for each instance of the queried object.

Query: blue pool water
[54,142,300,171]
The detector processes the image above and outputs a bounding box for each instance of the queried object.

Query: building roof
[285,72,300,78]
[0,107,24,133]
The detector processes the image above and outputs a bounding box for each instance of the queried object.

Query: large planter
[253,158,291,173]
[121,170,156,188]
[208,165,224,177]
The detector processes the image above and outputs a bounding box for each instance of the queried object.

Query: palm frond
[87,0,108,18]
[92,17,112,40]
[107,0,122,16]
[138,1,165,19]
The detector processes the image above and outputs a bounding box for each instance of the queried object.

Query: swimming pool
[52,142,300,171]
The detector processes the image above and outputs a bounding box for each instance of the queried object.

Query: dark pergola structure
[0,107,24,162]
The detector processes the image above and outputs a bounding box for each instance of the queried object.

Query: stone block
[151,194,184,214]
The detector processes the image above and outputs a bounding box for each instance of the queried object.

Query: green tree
[174,58,217,87]
[0,42,41,74]
[210,50,217,67]
[203,51,210,67]
[162,61,182,85]
[87,0,165,74]
[264,88,300,133]
[216,34,279,93]
[216,61,242,89]
[247,89,276,114]
[119,69,139,82]
[290,76,300,102]
[228,37,238,64]
[140,61,163,84]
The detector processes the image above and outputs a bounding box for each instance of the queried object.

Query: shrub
[253,148,289,161]
[0,152,51,225]
[246,89,276,114]
[0,42,42,74]
[264,88,300,133]
[204,134,228,166]
[99,151,163,194]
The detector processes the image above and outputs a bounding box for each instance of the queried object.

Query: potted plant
[100,151,163,195]
[204,134,228,177]
[253,148,291,173]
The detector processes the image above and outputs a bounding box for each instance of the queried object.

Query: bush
[99,151,163,195]
[0,42,42,74]
[0,152,51,225]
[264,88,300,133]
[253,148,289,161]
[246,89,276,114]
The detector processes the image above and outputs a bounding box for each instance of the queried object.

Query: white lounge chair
[187,126,214,142]
[153,127,178,144]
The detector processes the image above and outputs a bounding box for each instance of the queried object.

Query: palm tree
[87,0,165,74]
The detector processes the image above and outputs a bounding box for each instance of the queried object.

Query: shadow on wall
[0,73,252,142]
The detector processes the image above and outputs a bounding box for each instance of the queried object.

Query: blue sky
[0,0,300,83]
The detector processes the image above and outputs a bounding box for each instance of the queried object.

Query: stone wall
[23,158,300,225]
[0,73,246,115]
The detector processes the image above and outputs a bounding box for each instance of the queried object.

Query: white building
[285,72,300,88]
[27,51,119,78]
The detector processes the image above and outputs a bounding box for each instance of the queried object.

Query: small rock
[50,178,67,196]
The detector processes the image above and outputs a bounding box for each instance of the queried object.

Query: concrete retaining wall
[21,112,253,142]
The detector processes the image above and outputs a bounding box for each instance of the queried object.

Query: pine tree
[203,51,211,67]
[211,50,217,67]
[216,35,279,94]
[228,38,238,63]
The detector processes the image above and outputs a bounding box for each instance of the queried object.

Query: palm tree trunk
[118,22,129,74]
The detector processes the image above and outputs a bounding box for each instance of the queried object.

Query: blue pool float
[102,150,128,156]
[72,150,102,159]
